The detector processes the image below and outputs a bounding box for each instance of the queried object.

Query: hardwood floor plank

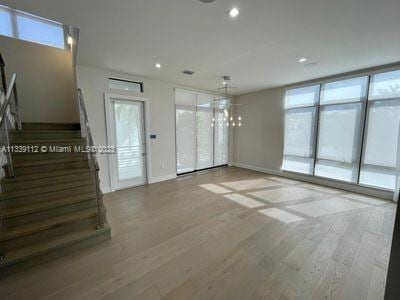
[0,167,394,300]
[310,259,349,300]
[367,265,387,300]
[335,231,381,299]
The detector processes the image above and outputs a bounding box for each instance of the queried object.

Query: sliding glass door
[175,90,196,174]
[214,103,229,166]
[175,89,230,175]
[196,94,214,169]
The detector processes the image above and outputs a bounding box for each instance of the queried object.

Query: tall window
[360,70,400,190]
[0,4,65,49]
[175,89,230,174]
[315,77,367,182]
[283,85,319,174]
[283,69,400,191]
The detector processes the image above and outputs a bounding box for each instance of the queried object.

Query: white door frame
[104,93,151,191]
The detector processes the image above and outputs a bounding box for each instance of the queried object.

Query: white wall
[77,64,223,193]
[0,36,79,123]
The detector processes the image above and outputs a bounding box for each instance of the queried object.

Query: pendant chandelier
[211,76,242,128]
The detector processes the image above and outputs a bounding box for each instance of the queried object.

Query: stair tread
[14,130,81,134]
[4,192,97,218]
[14,156,88,168]
[0,223,110,267]
[1,178,94,199]
[0,207,101,242]
[21,122,81,131]
[12,138,85,144]
[2,168,92,183]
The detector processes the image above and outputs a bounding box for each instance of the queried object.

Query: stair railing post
[12,83,22,131]
[0,54,6,93]
[94,168,103,229]
[4,119,14,178]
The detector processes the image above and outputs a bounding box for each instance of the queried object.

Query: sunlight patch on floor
[199,184,232,194]
[248,187,318,203]
[223,194,265,208]
[258,208,304,223]
[287,197,370,217]
[221,179,281,191]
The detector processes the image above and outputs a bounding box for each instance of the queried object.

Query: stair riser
[4,185,95,207]
[4,200,98,228]
[12,152,87,162]
[3,172,93,192]
[12,132,81,141]
[3,179,95,199]
[0,214,102,252]
[14,157,88,168]
[14,161,89,176]
[11,141,85,149]
[0,227,111,277]
[22,123,81,131]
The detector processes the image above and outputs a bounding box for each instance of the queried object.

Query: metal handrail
[77,89,104,229]
[0,53,22,262]
[0,76,22,177]
[0,53,6,92]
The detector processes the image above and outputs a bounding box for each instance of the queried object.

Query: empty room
[0,0,400,299]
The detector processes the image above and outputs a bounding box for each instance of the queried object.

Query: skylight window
[0,7,12,37]
[109,78,143,92]
[0,5,66,49]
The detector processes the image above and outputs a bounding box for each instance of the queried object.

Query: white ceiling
[3,0,400,95]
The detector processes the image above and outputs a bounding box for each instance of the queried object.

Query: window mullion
[312,84,322,175]
[10,9,18,39]
[356,75,371,184]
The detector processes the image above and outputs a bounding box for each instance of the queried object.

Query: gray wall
[0,36,79,123]
[233,87,285,172]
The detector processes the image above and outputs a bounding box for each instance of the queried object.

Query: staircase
[0,54,110,276]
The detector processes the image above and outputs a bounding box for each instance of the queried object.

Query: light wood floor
[0,167,396,299]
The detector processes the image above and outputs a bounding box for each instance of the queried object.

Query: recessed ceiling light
[182,70,194,75]
[222,81,227,85]
[228,7,239,18]
[297,57,307,63]
[155,63,162,69]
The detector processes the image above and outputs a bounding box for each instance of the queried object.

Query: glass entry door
[108,98,146,190]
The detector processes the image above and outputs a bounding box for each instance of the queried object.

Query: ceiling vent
[182,70,195,75]
[199,0,216,3]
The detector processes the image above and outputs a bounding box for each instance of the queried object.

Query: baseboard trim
[148,174,177,184]
[100,186,112,194]
[101,174,177,193]
[230,162,283,176]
